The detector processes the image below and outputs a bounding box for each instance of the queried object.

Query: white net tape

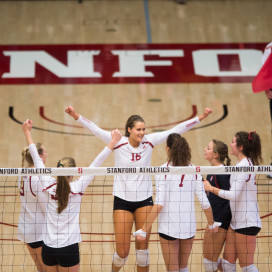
[0,165,271,176]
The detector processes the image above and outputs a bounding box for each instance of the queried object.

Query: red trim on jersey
[165,162,170,180]
[70,192,83,195]
[214,176,220,189]
[245,158,252,182]
[29,176,36,197]
[43,183,57,192]
[113,142,128,150]
[142,141,154,148]
[20,179,24,196]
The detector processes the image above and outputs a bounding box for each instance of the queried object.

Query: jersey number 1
[179,175,185,187]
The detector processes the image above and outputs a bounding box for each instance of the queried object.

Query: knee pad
[136,249,150,267]
[203,258,218,272]
[222,258,236,272]
[112,252,128,268]
[241,264,259,272]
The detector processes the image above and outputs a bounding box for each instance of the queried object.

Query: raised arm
[22,119,52,188]
[148,108,213,146]
[65,106,112,144]
[22,119,34,146]
[71,129,122,193]
[22,119,44,169]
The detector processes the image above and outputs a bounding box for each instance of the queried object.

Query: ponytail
[212,139,231,166]
[56,176,71,214]
[235,131,263,165]
[167,133,191,166]
[55,157,76,214]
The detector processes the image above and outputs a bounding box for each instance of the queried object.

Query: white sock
[241,264,259,272]
[222,258,236,272]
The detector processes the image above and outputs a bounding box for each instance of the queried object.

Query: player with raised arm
[134,133,220,272]
[204,131,262,272]
[65,106,213,272]
[22,119,122,272]
[18,141,48,272]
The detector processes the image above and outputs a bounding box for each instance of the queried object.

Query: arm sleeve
[72,146,112,193]
[218,174,247,201]
[29,144,45,168]
[77,115,112,144]
[28,143,52,188]
[147,117,200,146]
[195,174,211,210]
[154,174,166,206]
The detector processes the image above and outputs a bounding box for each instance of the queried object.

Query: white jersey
[218,158,262,230]
[29,143,112,248]
[77,115,200,201]
[262,42,272,65]
[155,162,210,239]
[17,175,47,243]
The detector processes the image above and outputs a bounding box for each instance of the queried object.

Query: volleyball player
[262,42,272,178]
[202,140,232,272]
[22,119,122,272]
[134,133,221,272]
[18,143,48,272]
[203,131,262,272]
[65,106,213,272]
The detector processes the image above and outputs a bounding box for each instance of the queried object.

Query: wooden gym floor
[0,0,271,271]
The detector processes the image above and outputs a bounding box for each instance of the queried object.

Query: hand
[199,108,213,121]
[207,222,222,233]
[265,89,272,100]
[107,129,122,150]
[22,119,33,132]
[65,106,79,120]
[133,229,147,241]
[111,129,122,142]
[203,179,213,192]
[203,107,213,117]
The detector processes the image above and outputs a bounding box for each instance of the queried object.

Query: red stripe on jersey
[214,176,220,189]
[43,183,57,192]
[142,141,154,148]
[29,176,36,197]
[113,142,128,150]
[245,158,252,182]
[165,162,170,180]
[70,192,83,195]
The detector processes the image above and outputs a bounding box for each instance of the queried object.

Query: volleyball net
[0,166,271,272]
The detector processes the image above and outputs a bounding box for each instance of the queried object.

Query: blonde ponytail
[55,157,76,214]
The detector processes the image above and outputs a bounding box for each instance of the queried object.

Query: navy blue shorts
[42,243,80,267]
[235,227,261,236]
[113,196,153,214]
[220,220,231,231]
[28,240,44,249]
[159,233,195,241]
